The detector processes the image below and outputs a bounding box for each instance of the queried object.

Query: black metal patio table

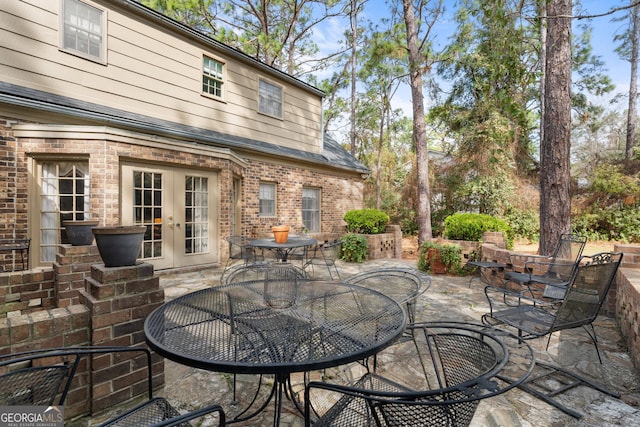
[248,237,317,262]
[144,279,406,426]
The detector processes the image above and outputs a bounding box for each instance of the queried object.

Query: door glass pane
[133,170,162,259]
[185,176,209,254]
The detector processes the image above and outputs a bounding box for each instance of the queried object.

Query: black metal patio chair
[303,239,343,279]
[0,346,225,427]
[482,252,623,418]
[220,235,261,281]
[482,251,622,363]
[502,233,587,299]
[468,234,587,297]
[222,261,307,285]
[304,322,534,427]
[344,267,431,324]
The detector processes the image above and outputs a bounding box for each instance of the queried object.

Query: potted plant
[92,225,147,267]
[63,219,99,246]
[418,241,462,274]
[272,225,290,243]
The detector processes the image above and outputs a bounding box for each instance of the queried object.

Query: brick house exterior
[0,0,368,272]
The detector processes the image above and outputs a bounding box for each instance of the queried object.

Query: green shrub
[343,209,390,234]
[339,234,368,263]
[443,212,513,249]
[417,241,463,274]
[503,207,539,241]
[573,205,640,243]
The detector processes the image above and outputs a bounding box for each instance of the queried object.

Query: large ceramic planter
[92,226,146,267]
[272,225,290,243]
[63,220,99,246]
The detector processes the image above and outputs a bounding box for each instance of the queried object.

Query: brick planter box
[359,225,402,260]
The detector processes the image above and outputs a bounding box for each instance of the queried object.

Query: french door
[121,163,219,270]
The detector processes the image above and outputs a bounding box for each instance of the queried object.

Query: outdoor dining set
[0,233,625,426]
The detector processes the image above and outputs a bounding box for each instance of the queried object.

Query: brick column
[78,262,165,414]
[54,244,101,307]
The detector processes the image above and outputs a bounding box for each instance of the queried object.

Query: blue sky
[313,0,634,122]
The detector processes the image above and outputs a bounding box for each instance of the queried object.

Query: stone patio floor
[87,257,640,426]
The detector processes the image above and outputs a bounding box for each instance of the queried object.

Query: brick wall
[2,118,364,268]
[0,118,29,272]
[0,243,163,420]
[0,269,56,317]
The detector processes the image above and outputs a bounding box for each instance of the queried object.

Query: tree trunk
[538,0,547,146]
[350,0,358,156]
[540,0,572,255]
[402,0,432,245]
[627,3,639,159]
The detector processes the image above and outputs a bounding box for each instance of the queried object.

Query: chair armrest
[153,402,226,427]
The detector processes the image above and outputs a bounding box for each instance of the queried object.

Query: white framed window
[203,55,224,99]
[39,161,90,262]
[302,187,320,232]
[259,182,276,217]
[61,0,106,62]
[258,79,283,119]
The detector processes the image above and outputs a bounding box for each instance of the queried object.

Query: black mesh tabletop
[144,280,406,375]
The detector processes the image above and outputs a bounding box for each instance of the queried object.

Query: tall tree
[621,3,640,159]
[540,0,572,255]
[358,27,405,208]
[215,0,346,76]
[433,0,538,180]
[144,0,348,78]
[399,0,443,245]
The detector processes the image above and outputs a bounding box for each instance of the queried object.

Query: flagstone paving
[87,258,640,426]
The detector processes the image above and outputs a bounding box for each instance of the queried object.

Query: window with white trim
[258,79,283,118]
[259,182,276,217]
[302,187,320,232]
[61,0,105,62]
[40,161,90,262]
[203,56,224,98]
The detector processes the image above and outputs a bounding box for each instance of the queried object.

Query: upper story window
[61,0,105,62]
[203,56,224,99]
[258,79,283,119]
[259,182,276,217]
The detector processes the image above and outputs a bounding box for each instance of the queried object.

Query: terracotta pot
[272,225,290,244]
[427,248,447,274]
[63,220,99,246]
[92,226,146,267]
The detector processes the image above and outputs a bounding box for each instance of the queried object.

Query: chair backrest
[551,252,622,333]
[0,353,78,406]
[344,267,430,306]
[0,346,152,407]
[223,262,306,284]
[224,235,252,260]
[319,240,342,263]
[373,325,510,427]
[546,234,587,280]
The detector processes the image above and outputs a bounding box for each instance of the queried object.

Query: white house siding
[0,0,323,154]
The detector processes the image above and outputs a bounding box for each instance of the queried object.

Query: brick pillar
[78,262,165,414]
[54,244,101,307]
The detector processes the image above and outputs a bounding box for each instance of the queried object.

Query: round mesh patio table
[144,279,406,425]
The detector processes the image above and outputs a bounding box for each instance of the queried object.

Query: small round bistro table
[248,237,318,262]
